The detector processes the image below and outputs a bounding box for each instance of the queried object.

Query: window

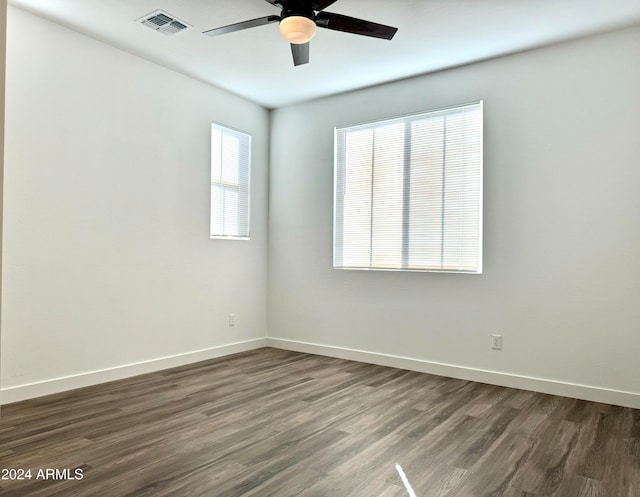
[334,102,483,273]
[210,123,251,239]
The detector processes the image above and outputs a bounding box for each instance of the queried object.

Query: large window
[334,102,483,273]
[210,123,251,239]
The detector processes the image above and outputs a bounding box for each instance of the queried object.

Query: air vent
[138,10,190,36]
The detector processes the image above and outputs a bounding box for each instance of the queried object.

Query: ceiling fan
[203,0,398,66]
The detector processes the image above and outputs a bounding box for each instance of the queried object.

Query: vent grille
[138,10,190,36]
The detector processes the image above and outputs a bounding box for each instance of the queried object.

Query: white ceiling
[9,0,640,108]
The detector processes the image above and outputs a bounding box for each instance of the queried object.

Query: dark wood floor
[1,348,639,497]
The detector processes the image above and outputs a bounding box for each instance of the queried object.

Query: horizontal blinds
[210,123,251,238]
[334,102,482,273]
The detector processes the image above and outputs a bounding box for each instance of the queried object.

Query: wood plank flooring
[1,347,639,496]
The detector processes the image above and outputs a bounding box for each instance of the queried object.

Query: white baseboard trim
[266,337,640,409]
[5,337,639,409]
[1,338,268,405]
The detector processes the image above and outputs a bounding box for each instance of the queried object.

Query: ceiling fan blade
[312,0,339,10]
[291,42,310,66]
[315,11,397,40]
[203,15,280,37]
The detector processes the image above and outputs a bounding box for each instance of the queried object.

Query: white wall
[3,7,640,407]
[0,0,7,412]
[1,7,269,401]
[269,27,640,402]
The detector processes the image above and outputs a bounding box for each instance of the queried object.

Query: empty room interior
[1,0,640,496]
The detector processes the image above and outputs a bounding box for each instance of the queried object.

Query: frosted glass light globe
[279,16,316,44]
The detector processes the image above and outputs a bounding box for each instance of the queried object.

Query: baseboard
[5,336,639,409]
[1,338,268,405]
[266,337,640,409]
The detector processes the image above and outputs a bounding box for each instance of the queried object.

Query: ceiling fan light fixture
[279,15,316,44]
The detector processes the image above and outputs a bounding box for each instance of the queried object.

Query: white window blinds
[334,102,483,273]
[210,123,251,239]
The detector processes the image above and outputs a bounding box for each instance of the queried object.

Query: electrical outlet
[228,314,236,327]
[491,334,502,350]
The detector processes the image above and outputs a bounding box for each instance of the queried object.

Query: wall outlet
[491,334,502,350]
[228,314,236,327]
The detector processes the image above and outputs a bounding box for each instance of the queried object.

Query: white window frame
[334,101,483,273]
[210,122,251,240]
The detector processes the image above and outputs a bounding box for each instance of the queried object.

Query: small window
[334,102,483,273]
[210,123,251,239]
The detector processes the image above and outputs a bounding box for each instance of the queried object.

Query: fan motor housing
[280,0,315,20]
